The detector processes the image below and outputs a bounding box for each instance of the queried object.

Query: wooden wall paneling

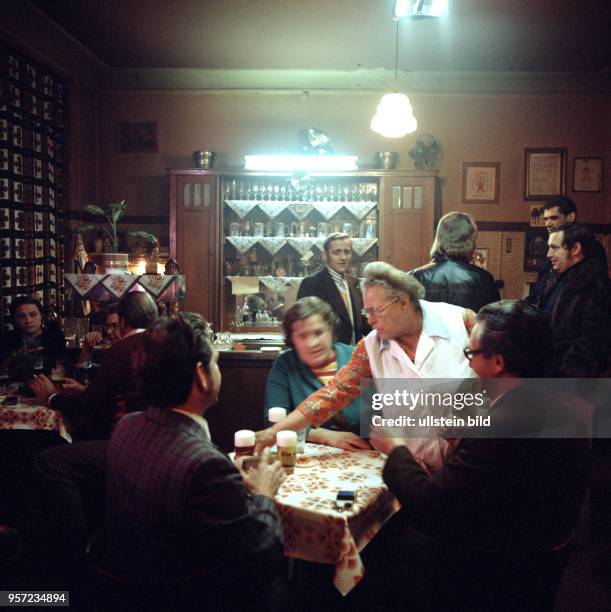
[174,174,220,324]
[380,174,436,271]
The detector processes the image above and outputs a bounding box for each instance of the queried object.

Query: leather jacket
[409,255,500,313]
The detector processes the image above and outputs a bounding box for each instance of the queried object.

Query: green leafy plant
[77,200,157,253]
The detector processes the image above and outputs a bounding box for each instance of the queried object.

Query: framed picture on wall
[462,162,500,204]
[115,121,159,153]
[529,204,545,227]
[573,157,603,192]
[523,228,548,272]
[473,248,489,270]
[524,148,566,200]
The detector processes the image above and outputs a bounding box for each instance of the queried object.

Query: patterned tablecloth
[0,397,71,442]
[275,443,400,595]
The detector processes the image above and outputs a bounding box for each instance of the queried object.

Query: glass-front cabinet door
[170,169,437,333]
[220,174,380,331]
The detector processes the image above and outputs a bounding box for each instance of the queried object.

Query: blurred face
[543,206,575,233]
[105,313,121,343]
[363,285,417,341]
[547,231,577,274]
[14,303,42,336]
[90,301,103,314]
[291,314,335,368]
[324,239,352,275]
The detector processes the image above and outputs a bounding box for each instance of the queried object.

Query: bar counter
[207,343,283,451]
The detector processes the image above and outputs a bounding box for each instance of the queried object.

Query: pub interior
[0,1,610,610]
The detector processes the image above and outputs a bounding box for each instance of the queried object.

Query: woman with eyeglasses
[256,262,476,464]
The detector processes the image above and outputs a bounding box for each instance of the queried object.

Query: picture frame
[524,148,566,201]
[462,162,500,204]
[115,121,159,154]
[523,229,549,272]
[529,204,545,227]
[473,247,489,270]
[573,157,603,192]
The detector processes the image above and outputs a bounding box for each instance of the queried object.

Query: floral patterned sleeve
[296,339,372,427]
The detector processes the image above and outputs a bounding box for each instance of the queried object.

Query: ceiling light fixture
[394,0,448,20]
[370,18,417,139]
[244,155,358,172]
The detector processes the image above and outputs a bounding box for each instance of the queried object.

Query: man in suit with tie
[297,232,368,344]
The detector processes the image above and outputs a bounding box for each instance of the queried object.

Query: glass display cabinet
[170,169,438,333]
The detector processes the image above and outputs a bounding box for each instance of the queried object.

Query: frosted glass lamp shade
[370,93,418,138]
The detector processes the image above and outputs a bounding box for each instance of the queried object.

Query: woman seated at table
[265,297,369,451]
[0,296,65,380]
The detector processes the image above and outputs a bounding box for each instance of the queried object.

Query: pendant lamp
[370,20,417,138]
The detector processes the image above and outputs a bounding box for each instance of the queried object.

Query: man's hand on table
[369,427,406,456]
[61,377,86,393]
[308,429,371,451]
[239,449,286,498]
[30,374,55,403]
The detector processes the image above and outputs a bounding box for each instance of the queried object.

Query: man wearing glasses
[297,232,368,345]
[369,300,589,610]
[256,261,475,465]
[73,303,122,367]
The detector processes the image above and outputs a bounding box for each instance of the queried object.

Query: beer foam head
[234,429,256,447]
[276,430,297,447]
[268,407,287,423]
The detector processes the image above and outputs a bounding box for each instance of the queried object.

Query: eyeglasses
[463,347,487,362]
[362,297,399,319]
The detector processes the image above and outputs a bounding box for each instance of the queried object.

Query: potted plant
[77,200,157,273]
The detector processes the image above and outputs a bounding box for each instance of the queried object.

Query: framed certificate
[573,157,603,192]
[524,148,566,201]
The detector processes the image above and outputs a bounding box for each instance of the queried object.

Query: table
[275,443,399,595]
[0,397,71,443]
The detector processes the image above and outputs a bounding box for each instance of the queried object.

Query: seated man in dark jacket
[32,291,158,439]
[370,301,589,611]
[409,211,499,313]
[28,292,159,560]
[106,314,287,609]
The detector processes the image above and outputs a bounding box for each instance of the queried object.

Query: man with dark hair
[369,300,590,610]
[106,314,287,609]
[297,232,368,344]
[28,291,159,560]
[528,196,607,304]
[32,291,159,437]
[544,223,610,377]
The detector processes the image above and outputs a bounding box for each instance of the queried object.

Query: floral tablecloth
[275,443,400,595]
[0,398,71,442]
